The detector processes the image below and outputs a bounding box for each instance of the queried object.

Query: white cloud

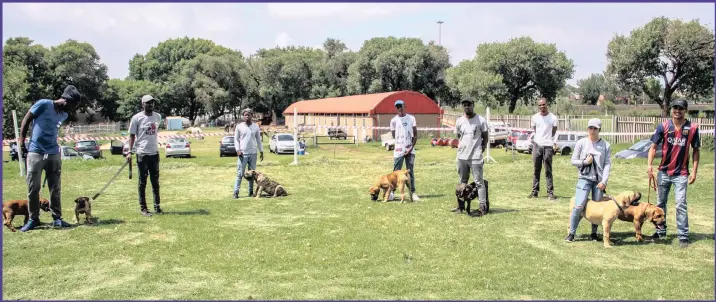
[265,3,424,20]
[274,32,294,48]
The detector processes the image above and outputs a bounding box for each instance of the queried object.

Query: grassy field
[2,130,714,300]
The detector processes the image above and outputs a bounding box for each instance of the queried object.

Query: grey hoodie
[571,137,612,186]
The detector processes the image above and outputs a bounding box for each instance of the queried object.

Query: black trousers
[532,145,555,195]
[137,154,160,210]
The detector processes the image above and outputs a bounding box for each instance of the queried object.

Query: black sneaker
[154,207,163,214]
[679,239,690,248]
[527,192,538,199]
[233,192,239,199]
[141,209,153,217]
[652,232,665,240]
[565,234,575,243]
[590,233,600,241]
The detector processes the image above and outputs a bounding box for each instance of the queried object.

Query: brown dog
[244,170,288,198]
[369,170,412,203]
[616,201,666,242]
[568,191,641,248]
[73,197,94,225]
[3,198,50,232]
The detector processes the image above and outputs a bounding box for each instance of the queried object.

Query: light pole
[437,21,444,46]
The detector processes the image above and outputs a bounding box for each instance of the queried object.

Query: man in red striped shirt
[647,99,700,248]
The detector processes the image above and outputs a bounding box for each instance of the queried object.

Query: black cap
[671,99,688,110]
[460,97,475,105]
[61,85,81,102]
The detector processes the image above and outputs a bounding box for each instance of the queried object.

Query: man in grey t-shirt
[126,95,163,216]
[233,108,264,199]
[453,98,489,216]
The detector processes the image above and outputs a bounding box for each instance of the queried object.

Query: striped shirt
[650,119,701,176]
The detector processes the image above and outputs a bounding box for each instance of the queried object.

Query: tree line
[3,16,713,138]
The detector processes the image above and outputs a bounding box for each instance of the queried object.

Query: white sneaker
[412,193,420,201]
[388,192,395,201]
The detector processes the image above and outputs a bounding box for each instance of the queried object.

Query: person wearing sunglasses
[565,118,612,243]
[647,99,700,248]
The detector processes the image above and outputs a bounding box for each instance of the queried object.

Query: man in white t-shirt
[529,98,558,200]
[389,100,419,201]
[126,95,163,216]
[453,98,489,216]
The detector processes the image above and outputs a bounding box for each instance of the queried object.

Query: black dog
[453,179,490,216]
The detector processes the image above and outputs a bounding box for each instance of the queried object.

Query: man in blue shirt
[18,85,81,232]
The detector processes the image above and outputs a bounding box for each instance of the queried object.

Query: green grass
[2,136,714,300]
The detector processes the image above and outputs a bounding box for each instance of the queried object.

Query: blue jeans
[393,154,415,193]
[656,171,689,240]
[234,154,257,195]
[568,178,604,235]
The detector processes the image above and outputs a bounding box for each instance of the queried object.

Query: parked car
[269,133,295,154]
[615,139,664,160]
[505,130,532,151]
[380,132,395,151]
[219,136,236,157]
[61,146,93,160]
[554,133,587,156]
[328,127,348,140]
[488,122,510,147]
[74,139,102,159]
[165,137,191,158]
[514,133,534,153]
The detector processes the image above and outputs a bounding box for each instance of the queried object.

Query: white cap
[587,118,601,129]
[141,95,156,103]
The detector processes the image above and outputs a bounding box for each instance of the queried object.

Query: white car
[514,133,533,153]
[165,137,191,158]
[269,133,296,154]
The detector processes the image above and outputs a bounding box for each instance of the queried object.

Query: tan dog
[369,170,412,203]
[73,197,94,225]
[568,191,641,248]
[3,198,50,232]
[616,201,666,242]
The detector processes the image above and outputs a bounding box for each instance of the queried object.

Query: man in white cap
[390,99,419,201]
[565,118,612,243]
[126,95,163,217]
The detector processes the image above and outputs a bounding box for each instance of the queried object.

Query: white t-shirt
[390,114,417,158]
[531,112,558,147]
[129,112,162,155]
[454,114,488,161]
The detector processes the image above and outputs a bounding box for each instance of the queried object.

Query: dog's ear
[74,198,80,204]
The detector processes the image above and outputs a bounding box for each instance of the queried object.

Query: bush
[702,135,714,152]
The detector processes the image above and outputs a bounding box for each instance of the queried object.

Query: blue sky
[3,3,714,85]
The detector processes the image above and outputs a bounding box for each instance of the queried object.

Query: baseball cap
[141,95,157,103]
[461,97,475,105]
[587,118,602,129]
[671,99,688,110]
[394,100,405,107]
[61,85,81,102]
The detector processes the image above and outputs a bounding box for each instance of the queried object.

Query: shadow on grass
[593,231,714,246]
[162,209,210,216]
[418,194,446,199]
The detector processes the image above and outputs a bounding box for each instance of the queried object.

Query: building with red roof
[283,90,443,139]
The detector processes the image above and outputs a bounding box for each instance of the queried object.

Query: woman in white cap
[565,118,612,243]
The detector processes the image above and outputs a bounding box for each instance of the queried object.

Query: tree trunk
[662,88,675,118]
[508,94,519,114]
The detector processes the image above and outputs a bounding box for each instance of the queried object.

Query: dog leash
[647,172,657,204]
[91,161,130,201]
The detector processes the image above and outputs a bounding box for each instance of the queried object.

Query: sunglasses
[672,106,685,110]
[588,126,599,130]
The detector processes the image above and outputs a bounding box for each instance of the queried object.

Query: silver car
[165,137,191,158]
[554,133,586,156]
[269,133,296,154]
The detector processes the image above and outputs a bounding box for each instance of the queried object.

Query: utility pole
[437,21,444,46]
